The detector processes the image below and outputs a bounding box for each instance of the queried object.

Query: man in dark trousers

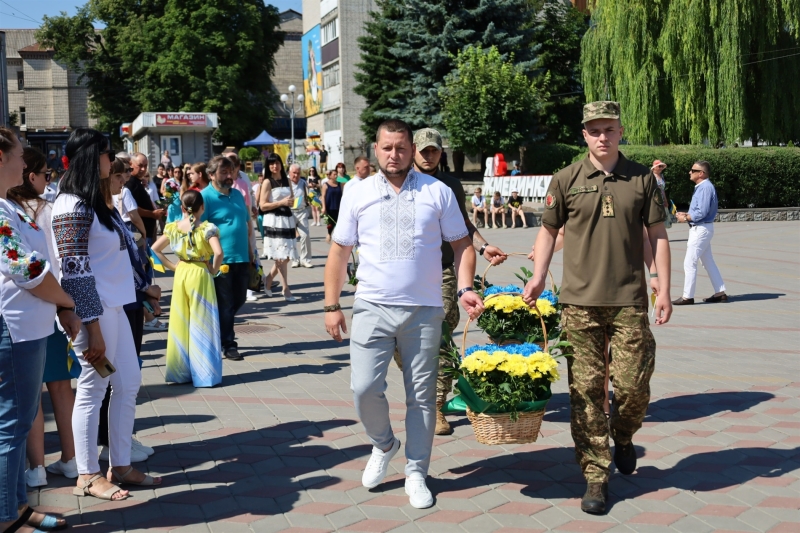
[524,101,673,515]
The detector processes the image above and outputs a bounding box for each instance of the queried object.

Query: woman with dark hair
[152,190,224,387]
[51,128,160,502]
[321,169,343,243]
[0,127,81,532]
[335,162,350,184]
[6,147,79,491]
[258,154,298,301]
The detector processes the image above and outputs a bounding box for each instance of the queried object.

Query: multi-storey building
[302,0,375,168]
[270,9,307,142]
[2,29,95,156]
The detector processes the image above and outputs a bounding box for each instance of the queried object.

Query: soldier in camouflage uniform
[394,128,507,436]
[523,101,673,515]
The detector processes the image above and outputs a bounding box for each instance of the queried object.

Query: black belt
[442,262,454,270]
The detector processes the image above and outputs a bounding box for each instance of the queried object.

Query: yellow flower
[530,299,557,317]
[219,264,230,274]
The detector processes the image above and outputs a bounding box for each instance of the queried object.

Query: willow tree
[581,0,800,145]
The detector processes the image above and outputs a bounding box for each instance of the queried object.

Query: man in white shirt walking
[324,119,484,509]
[343,155,370,195]
[288,163,313,268]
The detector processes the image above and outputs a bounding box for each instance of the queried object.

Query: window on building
[17,71,24,91]
[321,18,338,45]
[324,108,341,131]
[19,107,26,126]
[323,62,340,89]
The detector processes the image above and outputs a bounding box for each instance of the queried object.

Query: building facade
[2,29,95,157]
[270,10,307,143]
[302,0,375,169]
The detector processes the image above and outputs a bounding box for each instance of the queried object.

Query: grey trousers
[293,207,311,264]
[350,299,445,477]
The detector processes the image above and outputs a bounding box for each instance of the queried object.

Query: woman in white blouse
[0,128,81,532]
[51,128,161,503]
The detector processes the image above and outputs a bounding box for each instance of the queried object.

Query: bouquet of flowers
[156,179,181,209]
[477,284,561,343]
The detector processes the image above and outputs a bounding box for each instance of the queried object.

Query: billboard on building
[155,113,207,126]
[302,25,322,117]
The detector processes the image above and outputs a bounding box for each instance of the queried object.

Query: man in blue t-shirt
[201,156,254,360]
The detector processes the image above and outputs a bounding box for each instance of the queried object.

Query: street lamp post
[280,85,304,164]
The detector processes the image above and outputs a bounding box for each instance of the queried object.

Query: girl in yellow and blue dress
[151,190,224,388]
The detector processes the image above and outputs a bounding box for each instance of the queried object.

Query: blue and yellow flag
[148,246,166,273]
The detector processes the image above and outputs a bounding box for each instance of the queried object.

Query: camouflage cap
[414,128,443,151]
[582,101,621,123]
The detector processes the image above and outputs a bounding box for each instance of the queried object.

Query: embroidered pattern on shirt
[62,256,92,277]
[379,173,417,261]
[0,208,47,281]
[53,212,93,256]
[62,276,103,322]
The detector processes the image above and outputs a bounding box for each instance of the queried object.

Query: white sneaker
[131,436,155,457]
[99,445,148,463]
[300,261,313,268]
[291,261,300,268]
[25,465,47,488]
[46,458,78,479]
[246,290,257,302]
[405,473,434,509]
[362,438,400,488]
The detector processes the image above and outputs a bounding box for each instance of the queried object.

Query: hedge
[524,143,800,208]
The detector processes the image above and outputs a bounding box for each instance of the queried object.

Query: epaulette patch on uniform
[545,191,557,209]
[569,185,599,195]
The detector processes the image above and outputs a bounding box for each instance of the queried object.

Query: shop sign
[155,113,207,126]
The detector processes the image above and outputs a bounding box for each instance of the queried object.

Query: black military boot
[581,482,608,514]
[614,441,637,475]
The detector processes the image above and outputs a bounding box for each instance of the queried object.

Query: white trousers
[293,208,311,264]
[72,305,141,473]
[682,224,726,299]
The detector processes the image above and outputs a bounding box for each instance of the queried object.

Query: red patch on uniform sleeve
[545,192,557,209]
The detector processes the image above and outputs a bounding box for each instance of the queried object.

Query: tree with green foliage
[581,0,800,145]
[440,46,547,156]
[386,0,538,130]
[354,0,404,141]
[37,0,284,145]
[530,0,587,143]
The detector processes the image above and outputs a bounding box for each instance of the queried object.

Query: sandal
[26,511,67,532]
[3,507,37,533]
[72,474,129,500]
[143,319,167,332]
[108,466,161,486]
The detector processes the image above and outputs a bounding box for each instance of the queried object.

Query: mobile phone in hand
[92,356,117,378]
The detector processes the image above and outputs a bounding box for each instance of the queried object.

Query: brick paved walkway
[32,221,799,532]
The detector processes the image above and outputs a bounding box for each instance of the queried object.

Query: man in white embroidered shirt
[324,119,484,509]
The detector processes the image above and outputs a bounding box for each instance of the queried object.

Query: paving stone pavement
[31,220,800,532]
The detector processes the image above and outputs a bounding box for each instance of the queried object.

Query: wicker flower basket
[460,269,555,445]
[466,406,545,445]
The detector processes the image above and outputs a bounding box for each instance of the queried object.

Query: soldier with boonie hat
[523,101,673,515]
[413,128,443,151]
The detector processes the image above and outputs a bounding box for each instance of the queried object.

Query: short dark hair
[225,152,241,167]
[207,155,235,176]
[694,160,711,176]
[354,155,369,165]
[376,119,413,145]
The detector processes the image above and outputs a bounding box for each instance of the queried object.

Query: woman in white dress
[258,154,299,302]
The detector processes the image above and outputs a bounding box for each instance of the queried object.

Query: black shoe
[672,297,694,305]
[224,348,243,361]
[614,441,637,475]
[581,482,608,514]
[703,293,728,303]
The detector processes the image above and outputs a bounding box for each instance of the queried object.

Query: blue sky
[0,0,302,29]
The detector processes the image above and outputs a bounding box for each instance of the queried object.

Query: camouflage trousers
[394,265,460,402]
[562,305,656,483]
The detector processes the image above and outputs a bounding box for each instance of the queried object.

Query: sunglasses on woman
[37,169,53,183]
[99,149,115,163]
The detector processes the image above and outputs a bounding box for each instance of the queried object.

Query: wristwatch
[56,305,75,315]
[323,303,342,312]
[478,243,489,256]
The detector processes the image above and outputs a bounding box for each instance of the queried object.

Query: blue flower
[464,342,543,358]
[539,290,558,305]
[483,284,523,296]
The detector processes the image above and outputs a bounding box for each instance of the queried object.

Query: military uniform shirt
[433,170,469,267]
[542,154,665,307]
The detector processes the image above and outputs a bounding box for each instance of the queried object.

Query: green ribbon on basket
[453,375,552,415]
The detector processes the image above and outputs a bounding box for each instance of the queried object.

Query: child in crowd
[151,191,223,388]
[471,187,486,226]
[490,191,507,228]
